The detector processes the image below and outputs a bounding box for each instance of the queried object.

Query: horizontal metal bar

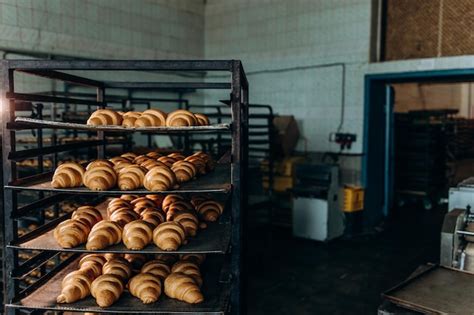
[6,92,106,106]
[9,140,107,160]
[13,213,73,245]
[13,193,69,219]
[7,60,234,71]
[12,251,59,279]
[105,81,231,90]
[17,69,104,88]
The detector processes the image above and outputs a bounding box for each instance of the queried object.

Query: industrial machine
[292,164,344,242]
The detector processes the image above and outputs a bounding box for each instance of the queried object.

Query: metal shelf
[6,164,231,195]
[7,256,231,314]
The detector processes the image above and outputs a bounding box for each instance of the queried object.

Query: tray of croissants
[11,193,230,254]
[13,252,231,311]
[15,108,230,132]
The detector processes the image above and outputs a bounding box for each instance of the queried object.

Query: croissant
[102,257,132,282]
[129,273,162,304]
[91,274,124,307]
[86,220,123,250]
[135,109,167,127]
[118,165,147,190]
[153,221,186,251]
[109,208,140,227]
[167,152,185,161]
[194,113,210,126]
[165,200,194,219]
[171,161,197,183]
[107,200,132,217]
[144,166,178,191]
[190,194,211,207]
[86,159,115,170]
[57,270,94,303]
[121,152,137,161]
[79,254,107,278]
[124,253,147,273]
[192,151,215,171]
[122,111,141,127]
[104,253,124,261]
[122,220,154,250]
[171,260,202,287]
[140,159,167,170]
[157,156,177,168]
[171,210,199,237]
[53,219,90,248]
[162,194,185,212]
[180,253,206,266]
[71,206,102,228]
[141,208,166,227]
[87,109,123,126]
[133,155,152,165]
[184,155,206,175]
[83,164,117,191]
[131,197,157,214]
[146,151,162,159]
[109,156,131,165]
[165,109,197,127]
[120,194,139,202]
[164,272,204,304]
[146,194,165,208]
[51,162,84,188]
[197,200,224,222]
[141,260,171,282]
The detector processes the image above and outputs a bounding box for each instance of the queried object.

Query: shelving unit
[1,60,248,315]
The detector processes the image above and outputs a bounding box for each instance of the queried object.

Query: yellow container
[262,175,294,193]
[260,156,305,177]
[343,185,364,212]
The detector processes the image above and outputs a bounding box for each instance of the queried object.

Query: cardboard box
[273,116,300,157]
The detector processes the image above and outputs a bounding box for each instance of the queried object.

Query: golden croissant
[118,165,146,190]
[131,197,157,214]
[197,200,224,222]
[184,155,207,175]
[135,109,167,127]
[165,200,194,220]
[86,159,115,170]
[109,208,140,227]
[153,221,186,251]
[192,151,215,171]
[190,194,211,207]
[164,272,204,304]
[144,166,178,191]
[83,164,117,191]
[86,220,123,250]
[157,156,177,168]
[140,159,167,170]
[141,208,166,227]
[87,109,123,126]
[133,155,152,165]
[53,219,90,248]
[162,194,185,212]
[146,151,162,159]
[71,206,102,228]
[180,253,206,266]
[51,162,85,188]
[141,260,171,282]
[102,257,132,282]
[194,113,210,126]
[91,274,124,307]
[121,152,137,161]
[171,160,197,183]
[171,260,202,287]
[167,152,185,160]
[165,109,197,127]
[122,111,141,127]
[122,220,154,250]
[120,194,138,202]
[104,253,124,261]
[79,254,107,278]
[107,198,132,216]
[129,273,162,304]
[146,194,165,208]
[57,270,94,303]
[171,210,199,237]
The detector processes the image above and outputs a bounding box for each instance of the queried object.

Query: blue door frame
[363,68,474,229]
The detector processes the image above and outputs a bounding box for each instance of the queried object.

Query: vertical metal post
[96,87,105,158]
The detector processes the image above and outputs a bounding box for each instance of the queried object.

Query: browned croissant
[146,194,165,208]
[140,159,167,170]
[122,111,141,127]
[87,109,123,126]
[86,220,123,250]
[108,156,131,167]
[165,109,197,127]
[118,165,147,190]
[129,273,162,304]
[190,194,211,207]
[51,162,85,188]
[184,155,207,175]
[144,166,178,191]
[104,253,124,261]
[54,219,90,248]
[79,254,107,278]
[162,194,185,212]
[171,160,197,183]
[194,113,210,126]
[171,260,202,287]
[102,257,132,282]
[164,272,203,304]
[165,200,193,218]
[192,151,215,171]
[91,274,124,307]
[107,198,132,216]
[171,210,199,237]
[196,200,224,222]
[141,260,171,282]
[121,152,137,161]
[131,197,156,214]
[83,164,117,191]
[153,221,186,251]
[146,151,163,159]
[180,253,206,266]
[57,270,94,303]
[157,156,177,168]
[141,208,166,227]
[71,206,102,228]
[86,159,115,170]
[120,194,139,202]
[167,152,185,160]
[122,220,154,250]
[135,109,167,127]
[133,155,152,165]
[109,208,140,227]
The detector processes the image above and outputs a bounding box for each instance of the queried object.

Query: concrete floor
[246,205,446,314]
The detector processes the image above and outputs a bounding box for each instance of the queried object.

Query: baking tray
[6,256,231,314]
[9,198,231,255]
[12,117,230,133]
[383,264,474,314]
[6,164,231,195]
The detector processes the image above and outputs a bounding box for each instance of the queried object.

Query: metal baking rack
[1,60,248,315]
